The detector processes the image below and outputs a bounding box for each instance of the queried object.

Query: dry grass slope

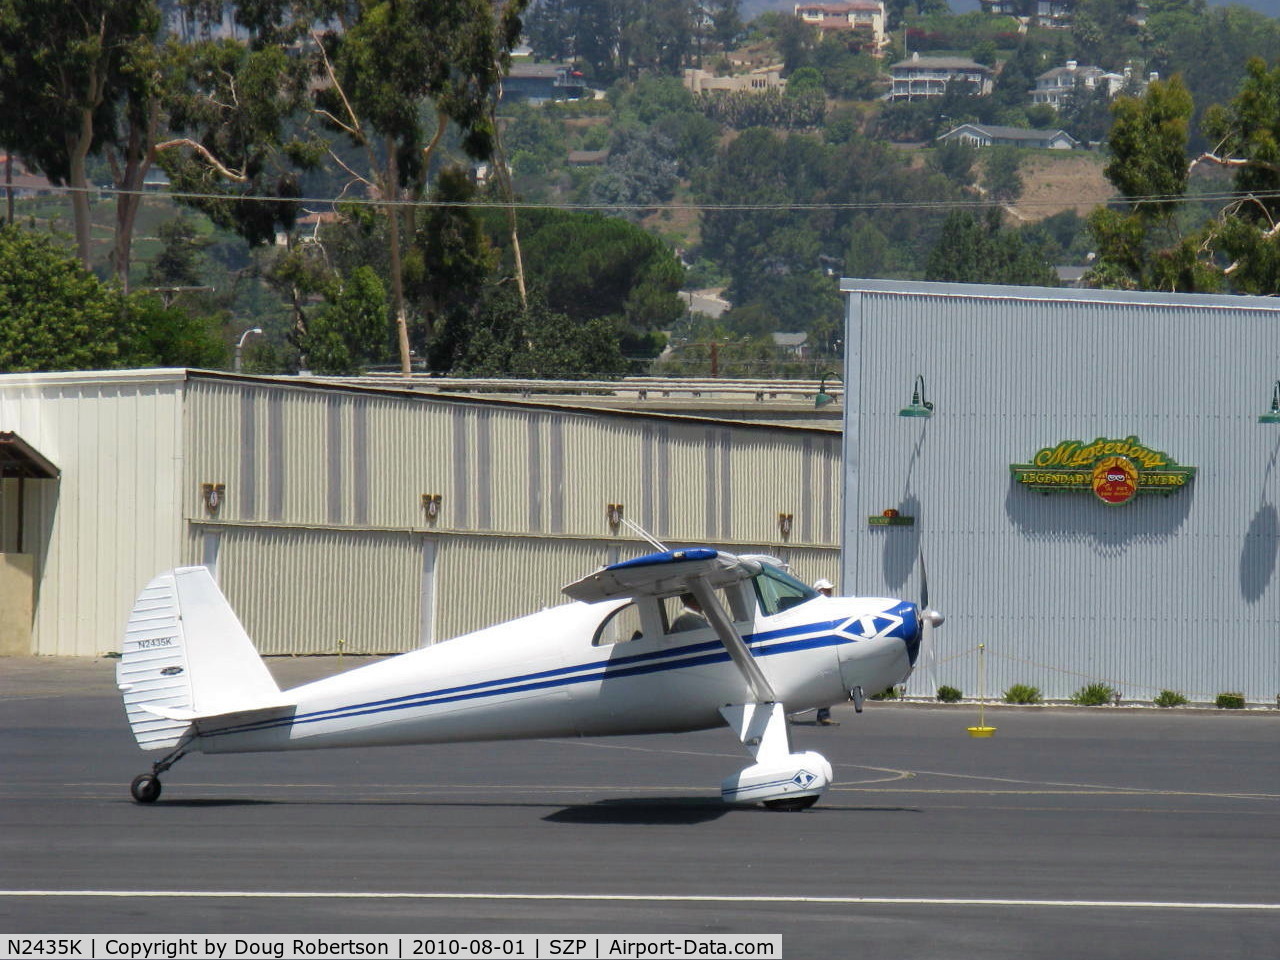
[1007,151,1114,222]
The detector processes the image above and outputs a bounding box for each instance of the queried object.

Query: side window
[593,602,646,646]
[752,566,817,616]
[662,595,708,635]
[661,587,739,636]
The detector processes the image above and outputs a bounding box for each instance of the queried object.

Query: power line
[21,181,1280,215]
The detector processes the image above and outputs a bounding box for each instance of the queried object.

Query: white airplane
[117,546,941,811]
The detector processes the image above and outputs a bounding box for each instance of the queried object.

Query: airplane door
[567,595,746,735]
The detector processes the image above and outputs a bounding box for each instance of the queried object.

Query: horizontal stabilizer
[138,703,197,722]
[192,703,295,739]
[563,548,762,603]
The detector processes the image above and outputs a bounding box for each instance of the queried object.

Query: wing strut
[687,579,777,704]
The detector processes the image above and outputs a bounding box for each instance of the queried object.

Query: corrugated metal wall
[183,377,842,653]
[211,526,423,655]
[842,281,1280,703]
[0,372,842,658]
[0,372,186,655]
[184,380,841,541]
[435,535,613,640]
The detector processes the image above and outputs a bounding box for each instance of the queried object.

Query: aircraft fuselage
[194,595,918,755]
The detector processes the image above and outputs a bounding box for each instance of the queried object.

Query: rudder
[116,567,282,751]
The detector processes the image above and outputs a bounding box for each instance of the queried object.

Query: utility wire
[21,182,1280,215]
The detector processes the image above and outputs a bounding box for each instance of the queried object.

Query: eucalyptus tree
[158,36,320,248]
[1199,57,1280,293]
[0,0,161,271]
[156,0,524,373]
[310,0,523,373]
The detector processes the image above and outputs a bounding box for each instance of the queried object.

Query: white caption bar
[1,936,782,960]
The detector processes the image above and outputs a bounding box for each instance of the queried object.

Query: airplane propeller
[917,549,945,696]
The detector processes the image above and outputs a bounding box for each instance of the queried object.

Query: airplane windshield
[752,565,817,616]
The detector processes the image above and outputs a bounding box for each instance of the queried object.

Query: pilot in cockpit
[669,593,707,632]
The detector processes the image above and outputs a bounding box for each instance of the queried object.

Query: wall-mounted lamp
[815,372,839,409]
[777,512,794,538]
[421,493,442,521]
[1259,381,1280,424]
[607,503,624,531]
[899,374,934,418]
[201,482,225,516]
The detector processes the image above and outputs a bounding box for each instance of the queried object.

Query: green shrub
[1003,683,1041,705]
[1215,692,1246,709]
[1153,689,1189,708]
[1071,682,1116,706]
[936,685,963,703]
[868,686,898,700]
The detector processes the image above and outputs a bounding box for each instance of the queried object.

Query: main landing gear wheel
[130,773,162,804]
[762,794,819,812]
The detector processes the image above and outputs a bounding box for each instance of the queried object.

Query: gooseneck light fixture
[1260,380,1280,424]
[815,372,839,409]
[899,374,934,418]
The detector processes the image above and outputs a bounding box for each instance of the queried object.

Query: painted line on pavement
[1,891,1277,911]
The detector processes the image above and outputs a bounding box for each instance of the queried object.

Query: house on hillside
[889,54,993,100]
[503,62,585,103]
[683,67,787,95]
[793,1,888,52]
[937,123,1079,149]
[1031,61,1147,109]
[978,0,1074,25]
[567,149,610,167]
[1034,0,1074,24]
[772,332,809,357]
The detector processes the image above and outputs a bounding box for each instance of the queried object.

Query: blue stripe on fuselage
[200,619,858,740]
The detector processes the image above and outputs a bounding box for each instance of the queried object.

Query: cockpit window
[752,565,817,616]
[593,602,645,646]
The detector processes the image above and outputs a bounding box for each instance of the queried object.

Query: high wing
[563,548,776,705]
[561,547,762,603]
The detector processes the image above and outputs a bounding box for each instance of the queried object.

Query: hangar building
[0,370,840,658]
[841,279,1280,704]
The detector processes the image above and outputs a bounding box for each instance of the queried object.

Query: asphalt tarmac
[1,657,1277,959]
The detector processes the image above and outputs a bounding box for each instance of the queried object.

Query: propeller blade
[919,549,929,613]
[916,548,943,697]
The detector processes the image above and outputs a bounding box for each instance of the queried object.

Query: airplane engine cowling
[720,750,832,806]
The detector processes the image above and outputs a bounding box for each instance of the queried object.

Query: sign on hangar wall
[1009,436,1197,506]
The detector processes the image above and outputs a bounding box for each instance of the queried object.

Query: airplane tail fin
[116,567,283,751]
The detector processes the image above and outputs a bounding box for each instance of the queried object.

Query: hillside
[1006,151,1112,222]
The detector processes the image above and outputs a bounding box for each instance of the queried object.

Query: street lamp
[234,327,263,373]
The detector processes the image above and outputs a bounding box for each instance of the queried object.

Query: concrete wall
[0,553,34,655]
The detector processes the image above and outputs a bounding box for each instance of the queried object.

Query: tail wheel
[130,773,162,804]
[763,794,819,812]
